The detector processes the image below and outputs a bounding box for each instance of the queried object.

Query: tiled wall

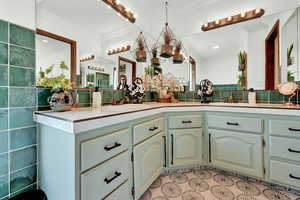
[175,89,300,104]
[0,20,37,200]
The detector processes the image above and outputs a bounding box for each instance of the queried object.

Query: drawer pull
[288,128,300,132]
[182,120,192,124]
[289,174,300,180]
[149,126,159,131]
[104,142,121,151]
[104,171,122,184]
[226,122,239,126]
[288,148,300,154]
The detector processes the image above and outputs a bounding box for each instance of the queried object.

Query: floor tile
[10,24,35,49]
[139,170,300,200]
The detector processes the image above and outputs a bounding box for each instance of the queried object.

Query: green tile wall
[0,20,37,199]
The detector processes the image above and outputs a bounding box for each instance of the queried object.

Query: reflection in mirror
[118,57,136,87]
[182,8,299,91]
[36,29,76,88]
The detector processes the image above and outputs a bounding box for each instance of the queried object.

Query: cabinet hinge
[131,187,135,197]
[131,152,134,162]
[262,139,266,147]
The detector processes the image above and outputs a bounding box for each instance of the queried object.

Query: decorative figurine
[129,77,146,104]
[197,79,214,103]
[117,76,129,91]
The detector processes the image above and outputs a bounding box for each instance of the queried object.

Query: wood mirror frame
[36,28,77,88]
[118,56,136,84]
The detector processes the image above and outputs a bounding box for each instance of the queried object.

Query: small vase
[48,89,74,112]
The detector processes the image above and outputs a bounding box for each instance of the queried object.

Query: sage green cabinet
[209,129,264,178]
[169,128,203,167]
[133,132,164,200]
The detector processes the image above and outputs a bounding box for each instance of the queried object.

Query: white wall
[0,0,35,29]
[198,54,239,85]
[247,30,268,89]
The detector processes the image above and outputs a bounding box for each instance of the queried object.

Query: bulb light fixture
[80,55,95,62]
[102,0,137,23]
[201,8,265,32]
[107,45,131,55]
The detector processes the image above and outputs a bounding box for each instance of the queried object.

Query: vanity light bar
[80,55,95,62]
[88,66,105,72]
[201,8,265,32]
[107,45,131,55]
[102,0,136,23]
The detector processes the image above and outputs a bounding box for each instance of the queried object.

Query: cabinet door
[133,132,164,200]
[170,129,202,167]
[209,129,263,178]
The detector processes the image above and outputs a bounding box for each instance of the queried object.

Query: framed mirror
[118,56,136,87]
[36,29,77,88]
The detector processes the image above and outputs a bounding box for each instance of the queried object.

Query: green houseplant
[238,74,246,90]
[238,51,247,71]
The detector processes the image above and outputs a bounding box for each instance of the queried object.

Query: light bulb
[204,23,208,28]
[241,12,246,18]
[255,8,261,14]
[227,16,232,21]
[133,14,138,18]
[215,19,220,25]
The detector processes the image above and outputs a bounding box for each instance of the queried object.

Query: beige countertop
[35,102,300,123]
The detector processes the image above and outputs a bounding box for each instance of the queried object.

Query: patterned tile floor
[139,169,300,200]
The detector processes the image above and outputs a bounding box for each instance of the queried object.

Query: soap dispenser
[248,88,256,104]
[92,87,102,110]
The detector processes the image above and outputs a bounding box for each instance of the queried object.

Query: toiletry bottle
[248,88,256,104]
[92,87,102,110]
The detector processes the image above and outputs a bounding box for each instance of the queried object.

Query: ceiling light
[212,45,220,49]
[42,39,48,43]
[107,45,131,55]
[201,8,265,31]
[102,0,136,23]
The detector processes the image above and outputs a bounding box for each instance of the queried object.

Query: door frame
[265,20,280,90]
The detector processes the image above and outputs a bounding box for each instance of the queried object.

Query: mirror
[36,0,299,92]
[182,8,299,91]
[36,29,76,88]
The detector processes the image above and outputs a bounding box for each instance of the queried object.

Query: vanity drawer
[168,115,202,129]
[269,119,300,138]
[270,160,300,188]
[81,129,129,171]
[103,181,130,200]
[81,151,130,200]
[270,136,300,162]
[207,115,263,133]
[133,117,164,145]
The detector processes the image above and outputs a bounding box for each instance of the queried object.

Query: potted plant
[238,74,246,90]
[136,36,147,62]
[160,30,173,58]
[287,44,294,66]
[151,47,160,66]
[238,51,247,71]
[173,41,184,64]
[287,71,295,82]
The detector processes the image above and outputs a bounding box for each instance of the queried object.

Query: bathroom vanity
[35,103,300,200]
